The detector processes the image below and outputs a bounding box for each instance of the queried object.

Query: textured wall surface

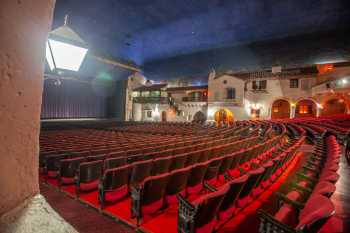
[0,194,77,233]
[0,0,55,215]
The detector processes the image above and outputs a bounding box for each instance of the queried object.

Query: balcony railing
[133,96,169,104]
[182,96,208,102]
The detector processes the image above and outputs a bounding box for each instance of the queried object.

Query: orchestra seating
[39,115,350,233]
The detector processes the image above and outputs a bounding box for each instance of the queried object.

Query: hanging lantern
[46,15,88,72]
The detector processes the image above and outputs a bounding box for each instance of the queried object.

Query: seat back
[109,151,127,158]
[79,160,103,183]
[139,173,170,213]
[102,165,131,190]
[204,157,223,184]
[127,154,145,163]
[104,157,127,169]
[218,155,234,176]
[87,154,107,162]
[296,195,335,232]
[46,154,69,171]
[219,175,248,213]
[185,151,201,166]
[193,184,229,231]
[187,161,210,193]
[239,168,265,198]
[151,156,172,175]
[59,157,85,178]
[130,160,153,186]
[166,166,192,200]
[169,154,187,171]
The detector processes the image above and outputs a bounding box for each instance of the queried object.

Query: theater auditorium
[1,1,350,233]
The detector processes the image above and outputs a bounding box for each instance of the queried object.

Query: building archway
[214,109,234,125]
[193,111,206,123]
[295,99,317,118]
[161,111,167,122]
[321,98,348,116]
[271,99,290,119]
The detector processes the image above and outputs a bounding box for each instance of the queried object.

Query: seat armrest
[275,192,304,210]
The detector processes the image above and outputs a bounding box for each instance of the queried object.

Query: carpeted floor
[40,184,136,233]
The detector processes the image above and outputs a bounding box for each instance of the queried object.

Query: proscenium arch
[271,99,291,119]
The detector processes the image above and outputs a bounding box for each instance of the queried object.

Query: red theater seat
[187,161,210,196]
[58,157,85,185]
[178,184,229,233]
[99,165,130,208]
[130,160,153,186]
[296,195,335,232]
[151,156,172,175]
[218,174,249,223]
[77,160,103,194]
[131,173,170,225]
[104,157,127,170]
[166,166,191,204]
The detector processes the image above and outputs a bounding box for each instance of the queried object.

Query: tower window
[290,79,299,88]
[226,88,236,99]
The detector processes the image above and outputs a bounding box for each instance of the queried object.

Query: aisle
[40,184,136,233]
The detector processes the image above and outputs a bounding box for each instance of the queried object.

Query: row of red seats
[258,135,341,233]
[42,130,258,178]
[176,135,305,233]
[40,123,252,157]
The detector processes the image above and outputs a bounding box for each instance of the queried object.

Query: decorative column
[290,103,296,118]
[0,1,77,232]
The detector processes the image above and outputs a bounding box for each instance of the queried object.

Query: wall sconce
[316,103,323,109]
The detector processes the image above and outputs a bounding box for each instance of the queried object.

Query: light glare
[46,39,88,71]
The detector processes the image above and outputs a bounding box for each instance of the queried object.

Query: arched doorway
[321,98,347,116]
[295,99,316,118]
[271,99,290,119]
[214,109,234,125]
[193,111,206,123]
[161,111,167,122]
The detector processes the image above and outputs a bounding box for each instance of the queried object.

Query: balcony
[182,96,208,102]
[133,96,169,104]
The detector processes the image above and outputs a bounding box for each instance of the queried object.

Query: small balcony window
[290,79,299,88]
[252,80,267,90]
[226,88,236,99]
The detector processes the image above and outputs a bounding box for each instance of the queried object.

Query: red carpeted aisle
[40,184,136,233]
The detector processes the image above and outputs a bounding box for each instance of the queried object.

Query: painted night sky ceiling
[53,0,350,81]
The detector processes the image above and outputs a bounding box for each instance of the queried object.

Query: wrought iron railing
[133,97,169,104]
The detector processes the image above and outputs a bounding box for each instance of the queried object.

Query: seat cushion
[80,179,99,191]
[61,177,75,185]
[142,198,163,215]
[296,195,335,230]
[313,182,336,197]
[105,185,128,203]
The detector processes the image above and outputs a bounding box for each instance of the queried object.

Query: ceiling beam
[91,54,141,72]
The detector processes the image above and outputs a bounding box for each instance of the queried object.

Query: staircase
[168,98,182,115]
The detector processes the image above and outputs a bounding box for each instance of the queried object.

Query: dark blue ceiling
[53,0,350,81]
